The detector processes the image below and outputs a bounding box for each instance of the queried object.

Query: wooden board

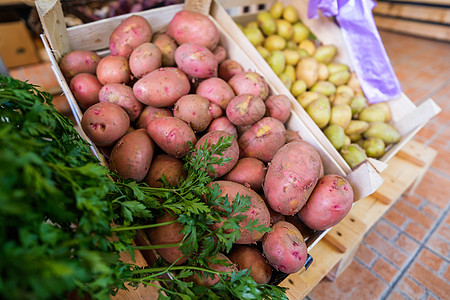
[374,15,450,42]
[279,140,437,299]
[374,2,450,24]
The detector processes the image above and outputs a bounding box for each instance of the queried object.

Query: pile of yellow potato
[240,1,401,168]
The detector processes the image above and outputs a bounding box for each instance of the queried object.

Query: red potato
[109,15,152,58]
[218,59,244,82]
[174,43,218,79]
[213,45,227,64]
[173,94,213,132]
[59,50,101,78]
[262,221,307,274]
[109,129,155,182]
[144,154,186,188]
[298,175,354,231]
[228,72,269,100]
[136,106,173,129]
[167,10,219,50]
[228,245,272,284]
[207,116,237,136]
[99,83,143,122]
[226,94,266,126]
[195,131,239,178]
[238,117,286,163]
[208,180,270,244]
[147,211,187,265]
[188,253,236,286]
[264,141,323,215]
[133,67,190,107]
[196,77,235,110]
[81,102,130,147]
[147,116,197,158]
[208,102,223,119]
[223,157,266,192]
[265,95,291,123]
[69,73,102,110]
[96,55,131,85]
[268,206,285,225]
[285,129,302,144]
[129,42,162,78]
[152,33,177,67]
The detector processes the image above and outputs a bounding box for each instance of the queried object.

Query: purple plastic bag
[308,0,402,103]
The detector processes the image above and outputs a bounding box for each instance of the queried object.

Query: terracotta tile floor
[307,31,450,300]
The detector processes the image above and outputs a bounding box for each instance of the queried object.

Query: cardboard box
[0,20,40,68]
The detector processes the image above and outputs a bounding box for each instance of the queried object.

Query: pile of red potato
[60,9,354,284]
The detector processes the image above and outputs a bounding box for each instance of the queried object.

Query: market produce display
[27,6,361,298]
[241,1,402,168]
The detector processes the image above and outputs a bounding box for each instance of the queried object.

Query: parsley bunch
[0,76,287,300]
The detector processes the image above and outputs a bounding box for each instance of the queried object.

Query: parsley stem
[111,220,177,231]
[132,265,221,277]
[133,242,182,250]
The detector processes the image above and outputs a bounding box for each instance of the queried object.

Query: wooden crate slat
[374,2,450,24]
[378,0,450,5]
[374,15,450,41]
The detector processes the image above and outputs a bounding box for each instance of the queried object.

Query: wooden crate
[216,0,441,175]
[36,0,384,201]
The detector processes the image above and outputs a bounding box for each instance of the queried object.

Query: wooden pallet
[278,139,437,299]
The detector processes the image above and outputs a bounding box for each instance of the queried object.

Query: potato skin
[144,154,186,188]
[81,102,130,147]
[207,117,237,136]
[228,72,269,100]
[263,141,323,215]
[223,157,266,192]
[109,129,155,182]
[147,211,187,265]
[173,94,213,132]
[213,45,227,64]
[133,67,190,107]
[208,181,270,244]
[196,77,235,110]
[152,33,177,67]
[167,10,219,50]
[99,83,143,122]
[174,43,218,79]
[265,95,291,123]
[219,59,244,82]
[188,253,236,286]
[129,42,162,78]
[136,106,173,129]
[195,131,239,178]
[147,117,197,158]
[298,175,354,231]
[109,15,152,58]
[59,50,101,78]
[228,245,272,284]
[285,129,302,144]
[262,221,307,274]
[238,117,286,163]
[96,55,130,85]
[69,73,102,110]
[226,94,266,126]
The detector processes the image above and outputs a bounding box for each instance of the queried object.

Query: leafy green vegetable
[0,76,287,300]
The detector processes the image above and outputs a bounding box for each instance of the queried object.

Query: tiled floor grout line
[380,205,450,299]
